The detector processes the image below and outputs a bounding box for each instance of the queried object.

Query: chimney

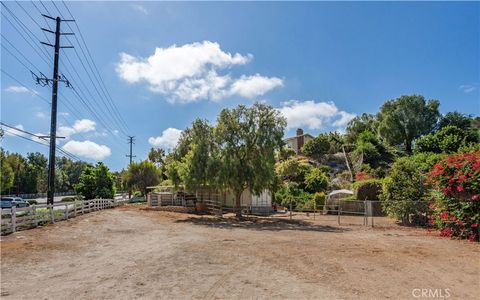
[296,128,304,153]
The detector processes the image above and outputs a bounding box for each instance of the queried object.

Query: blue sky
[1,1,479,171]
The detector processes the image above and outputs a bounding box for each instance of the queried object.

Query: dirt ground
[1,205,479,300]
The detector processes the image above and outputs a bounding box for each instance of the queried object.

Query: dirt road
[1,205,478,299]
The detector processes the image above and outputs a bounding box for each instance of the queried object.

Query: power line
[0,122,82,162]
[58,1,131,135]
[1,2,52,65]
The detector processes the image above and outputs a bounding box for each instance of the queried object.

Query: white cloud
[116,41,282,103]
[5,86,29,93]
[35,111,47,119]
[459,84,478,93]
[4,124,26,137]
[57,126,76,138]
[278,100,356,131]
[62,140,111,160]
[59,112,70,117]
[73,119,96,133]
[148,128,182,150]
[5,85,38,96]
[132,4,148,15]
[229,74,283,99]
[57,119,96,139]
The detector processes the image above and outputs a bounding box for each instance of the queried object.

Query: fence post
[74,200,77,217]
[65,203,69,220]
[32,205,38,227]
[82,200,85,214]
[50,205,55,224]
[11,205,16,233]
[364,201,367,226]
[369,201,374,228]
[337,206,341,225]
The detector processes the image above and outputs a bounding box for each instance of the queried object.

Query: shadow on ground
[175,216,348,233]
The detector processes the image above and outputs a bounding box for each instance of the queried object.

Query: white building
[283,128,314,155]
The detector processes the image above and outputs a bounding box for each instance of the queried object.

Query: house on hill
[283,128,314,155]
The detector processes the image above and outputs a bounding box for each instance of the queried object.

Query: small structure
[283,128,314,155]
[147,186,273,215]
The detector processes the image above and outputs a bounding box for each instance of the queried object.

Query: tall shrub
[381,158,429,225]
[428,151,480,242]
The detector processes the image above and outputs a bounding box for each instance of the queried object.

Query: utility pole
[126,136,136,199]
[35,15,74,205]
[126,136,136,165]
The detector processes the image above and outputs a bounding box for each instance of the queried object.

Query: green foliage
[304,168,328,193]
[148,147,165,166]
[215,103,286,216]
[124,160,161,196]
[438,111,474,131]
[407,152,446,174]
[302,135,330,160]
[75,166,96,200]
[182,119,219,191]
[94,163,116,199]
[1,149,14,194]
[353,179,383,200]
[75,163,115,200]
[27,200,38,205]
[274,182,312,209]
[377,95,440,153]
[353,131,393,172]
[381,157,428,225]
[346,113,378,143]
[275,157,312,185]
[277,147,296,161]
[415,125,479,154]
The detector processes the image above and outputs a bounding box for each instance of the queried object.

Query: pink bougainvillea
[428,151,480,242]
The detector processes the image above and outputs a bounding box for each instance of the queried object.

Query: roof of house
[283,133,314,142]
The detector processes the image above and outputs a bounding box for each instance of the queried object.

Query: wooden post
[74,200,77,217]
[364,201,367,226]
[50,205,55,223]
[337,206,341,225]
[289,201,292,220]
[11,205,16,233]
[32,205,38,227]
[65,203,69,220]
[82,200,85,214]
[314,201,316,220]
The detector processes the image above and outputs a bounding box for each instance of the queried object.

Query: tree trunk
[235,190,243,218]
[405,139,412,154]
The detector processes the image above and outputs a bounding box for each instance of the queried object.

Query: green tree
[377,95,440,153]
[415,125,479,154]
[345,113,378,143]
[124,160,161,196]
[148,147,165,167]
[276,157,313,186]
[353,131,393,172]
[75,163,115,199]
[181,119,220,191]
[75,166,96,200]
[94,163,116,199]
[438,111,473,131]
[1,149,14,194]
[304,167,328,193]
[302,134,331,161]
[381,157,428,225]
[5,152,27,194]
[215,103,286,217]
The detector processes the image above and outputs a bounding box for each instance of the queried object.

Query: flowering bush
[428,151,480,242]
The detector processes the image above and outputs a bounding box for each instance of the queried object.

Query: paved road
[32,193,127,204]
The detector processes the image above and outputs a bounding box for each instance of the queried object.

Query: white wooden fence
[0,198,128,235]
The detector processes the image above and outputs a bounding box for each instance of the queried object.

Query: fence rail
[1,191,76,200]
[0,198,128,235]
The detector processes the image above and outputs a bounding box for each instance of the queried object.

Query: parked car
[1,197,30,209]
